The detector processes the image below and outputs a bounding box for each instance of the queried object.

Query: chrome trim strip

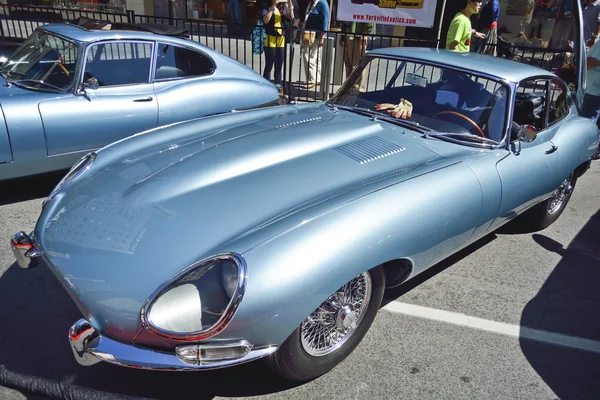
[47,152,96,200]
[140,253,248,341]
[69,319,275,370]
[11,231,41,269]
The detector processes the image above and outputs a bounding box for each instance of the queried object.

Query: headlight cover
[141,253,247,341]
[46,152,96,201]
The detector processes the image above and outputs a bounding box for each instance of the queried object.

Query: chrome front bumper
[68,319,278,370]
[11,231,41,269]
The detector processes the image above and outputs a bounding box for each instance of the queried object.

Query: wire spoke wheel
[300,272,372,357]
[547,173,575,215]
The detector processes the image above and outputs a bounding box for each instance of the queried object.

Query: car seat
[513,92,545,129]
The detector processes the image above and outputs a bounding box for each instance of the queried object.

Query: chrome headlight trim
[140,253,248,342]
[47,152,96,200]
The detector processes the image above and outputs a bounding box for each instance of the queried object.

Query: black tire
[266,266,385,382]
[519,172,577,231]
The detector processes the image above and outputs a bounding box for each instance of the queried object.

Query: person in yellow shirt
[261,0,295,84]
[446,0,485,52]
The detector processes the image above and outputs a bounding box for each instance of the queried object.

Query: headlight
[142,254,247,341]
[46,152,96,202]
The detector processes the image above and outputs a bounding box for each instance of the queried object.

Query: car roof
[368,47,556,83]
[40,23,200,48]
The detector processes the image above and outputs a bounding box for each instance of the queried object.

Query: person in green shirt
[446,0,486,52]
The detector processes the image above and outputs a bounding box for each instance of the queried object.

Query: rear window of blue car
[154,43,215,80]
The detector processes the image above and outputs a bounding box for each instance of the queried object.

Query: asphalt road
[1,162,599,400]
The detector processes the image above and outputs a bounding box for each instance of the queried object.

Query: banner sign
[337,0,436,28]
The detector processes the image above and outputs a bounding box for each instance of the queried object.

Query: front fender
[218,162,483,346]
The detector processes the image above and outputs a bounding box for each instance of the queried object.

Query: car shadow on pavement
[0,263,302,399]
[0,171,66,206]
[519,210,600,400]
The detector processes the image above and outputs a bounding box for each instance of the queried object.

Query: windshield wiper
[422,131,498,145]
[327,103,429,133]
[11,79,62,91]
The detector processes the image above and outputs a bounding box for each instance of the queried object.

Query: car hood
[35,103,460,338]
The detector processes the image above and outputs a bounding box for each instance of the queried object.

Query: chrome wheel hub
[300,272,372,357]
[336,306,357,331]
[547,174,574,215]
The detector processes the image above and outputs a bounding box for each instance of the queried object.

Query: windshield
[0,31,79,91]
[330,56,509,143]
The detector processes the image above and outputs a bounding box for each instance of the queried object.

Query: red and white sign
[337,0,436,28]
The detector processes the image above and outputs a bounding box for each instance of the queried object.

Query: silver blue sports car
[0,23,282,181]
[12,48,599,381]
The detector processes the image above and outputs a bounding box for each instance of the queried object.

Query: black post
[126,9,135,24]
[0,5,5,38]
[169,0,178,26]
[288,24,297,100]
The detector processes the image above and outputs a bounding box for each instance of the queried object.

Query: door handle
[545,144,558,154]
[133,97,153,102]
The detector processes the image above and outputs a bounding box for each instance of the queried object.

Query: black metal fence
[0,4,575,102]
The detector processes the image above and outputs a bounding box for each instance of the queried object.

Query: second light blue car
[0,23,282,181]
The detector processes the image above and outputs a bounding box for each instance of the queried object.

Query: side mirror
[518,124,538,142]
[512,123,538,155]
[83,77,99,90]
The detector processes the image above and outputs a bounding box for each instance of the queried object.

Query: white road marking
[383,301,600,355]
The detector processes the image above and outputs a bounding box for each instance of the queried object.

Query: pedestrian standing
[339,21,375,90]
[446,0,485,52]
[261,0,295,85]
[301,0,330,88]
[580,40,600,160]
[583,0,600,48]
[227,0,243,36]
[474,0,499,55]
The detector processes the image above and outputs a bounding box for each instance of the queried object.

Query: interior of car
[349,69,508,142]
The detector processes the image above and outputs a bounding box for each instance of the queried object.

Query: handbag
[300,0,320,47]
[252,20,266,55]
[302,31,316,46]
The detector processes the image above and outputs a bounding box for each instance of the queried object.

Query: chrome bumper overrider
[68,319,278,370]
[11,231,41,269]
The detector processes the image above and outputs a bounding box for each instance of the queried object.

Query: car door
[39,40,158,156]
[545,79,586,180]
[151,42,219,126]
[494,78,561,224]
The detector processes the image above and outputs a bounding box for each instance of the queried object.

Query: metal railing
[0,4,576,103]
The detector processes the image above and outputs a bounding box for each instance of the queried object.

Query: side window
[83,41,153,87]
[514,79,547,131]
[154,43,215,80]
[548,79,571,125]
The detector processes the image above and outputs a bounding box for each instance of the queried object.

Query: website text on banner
[337,0,436,27]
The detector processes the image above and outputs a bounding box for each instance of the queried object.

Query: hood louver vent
[334,136,405,164]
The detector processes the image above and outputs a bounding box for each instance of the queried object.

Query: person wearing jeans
[227,0,243,36]
[581,39,600,160]
[339,22,375,91]
[261,0,294,85]
[301,0,329,88]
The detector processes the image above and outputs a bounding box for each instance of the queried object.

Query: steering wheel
[432,111,485,137]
